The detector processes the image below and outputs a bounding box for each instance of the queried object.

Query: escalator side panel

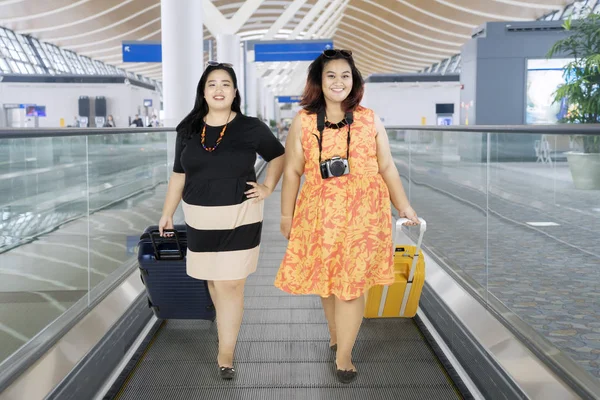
[46,294,154,400]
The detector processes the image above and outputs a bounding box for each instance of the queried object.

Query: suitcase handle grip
[395,218,426,284]
[149,229,184,260]
[396,217,426,250]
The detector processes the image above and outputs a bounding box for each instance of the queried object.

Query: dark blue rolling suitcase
[137,225,215,320]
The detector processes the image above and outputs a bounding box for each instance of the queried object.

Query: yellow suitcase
[364,217,427,318]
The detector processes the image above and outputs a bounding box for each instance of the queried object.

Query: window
[42,43,71,73]
[62,50,85,74]
[93,60,109,74]
[30,37,54,74]
[78,55,98,74]
[571,0,592,18]
[0,25,162,87]
[561,3,575,18]
[0,57,10,73]
[105,64,118,74]
[0,28,35,73]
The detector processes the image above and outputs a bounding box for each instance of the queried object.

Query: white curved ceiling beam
[339,17,451,58]
[393,0,476,29]
[0,0,91,24]
[347,5,463,47]
[331,44,413,73]
[263,0,307,40]
[202,0,266,35]
[289,0,330,38]
[18,0,137,34]
[492,0,564,10]
[65,17,161,51]
[336,29,440,67]
[0,0,26,6]
[305,0,344,37]
[338,40,420,72]
[316,0,348,37]
[434,0,531,21]
[336,27,441,63]
[359,0,470,39]
[49,3,160,42]
[334,38,426,71]
[322,14,342,38]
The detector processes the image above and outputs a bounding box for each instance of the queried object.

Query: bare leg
[209,278,246,368]
[320,296,337,347]
[334,294,365,371]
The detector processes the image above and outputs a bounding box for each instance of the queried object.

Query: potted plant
[546,11,600,190]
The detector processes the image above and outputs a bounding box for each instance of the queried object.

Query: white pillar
[260,80,269,121]
[216,34,241,79]
[246,50,258,117]
[266,90,275,123]
[161,0,203,165]
[256,77,265,120]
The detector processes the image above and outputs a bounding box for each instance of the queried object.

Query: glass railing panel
[0,134,90,365]
[488,131,600,383]
[86,131,170,293]
[395,128,490,380]
[392,128,490,294]
[388,124,600,392]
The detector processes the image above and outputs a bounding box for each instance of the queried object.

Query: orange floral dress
[274,106,395,300]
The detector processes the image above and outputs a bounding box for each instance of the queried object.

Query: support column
[161,0,203,166]
[216,34,241,78]
[246,50,258,117]
[266,90,275,123]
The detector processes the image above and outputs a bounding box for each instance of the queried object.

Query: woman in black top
[158,62,285,379]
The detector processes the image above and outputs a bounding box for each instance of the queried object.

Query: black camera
[320,156,350,179]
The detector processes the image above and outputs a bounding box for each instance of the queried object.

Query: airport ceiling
[0,0,571,86]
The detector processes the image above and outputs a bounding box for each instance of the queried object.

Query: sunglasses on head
[206,60,234,68]
[322,49,352,59]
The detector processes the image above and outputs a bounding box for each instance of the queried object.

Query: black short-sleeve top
[173,113,284,207]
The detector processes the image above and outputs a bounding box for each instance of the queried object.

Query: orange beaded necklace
[201,110,232,152]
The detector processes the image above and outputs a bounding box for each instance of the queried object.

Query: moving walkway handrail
[0,127,176,139]
[1,124,599,140]
[384,124,600,134]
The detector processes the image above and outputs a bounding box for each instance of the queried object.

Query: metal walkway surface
[109,185,462,400]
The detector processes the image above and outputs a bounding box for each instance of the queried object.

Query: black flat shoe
[219,366,235,380]
[330,344,337,352]
[334,363,357,384]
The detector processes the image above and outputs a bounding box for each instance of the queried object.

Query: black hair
[176,65,242,138]
[300,51,364,114]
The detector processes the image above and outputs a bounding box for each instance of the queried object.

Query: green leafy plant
[547,11,600,153]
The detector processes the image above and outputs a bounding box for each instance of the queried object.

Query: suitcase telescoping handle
[395,217,427,283]
[149,229,184,260]
[379,217,426,318]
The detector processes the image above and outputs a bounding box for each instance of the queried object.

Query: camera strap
[314,111,353,164]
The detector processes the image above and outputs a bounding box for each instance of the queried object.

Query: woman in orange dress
[274,49,419,383]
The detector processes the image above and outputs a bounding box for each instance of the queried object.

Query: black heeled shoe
[218,366,235,380]
[334,362,357,384]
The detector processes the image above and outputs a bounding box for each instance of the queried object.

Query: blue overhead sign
[277,96,301,103]
[254,40,333,62]
[122,41,162,63]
